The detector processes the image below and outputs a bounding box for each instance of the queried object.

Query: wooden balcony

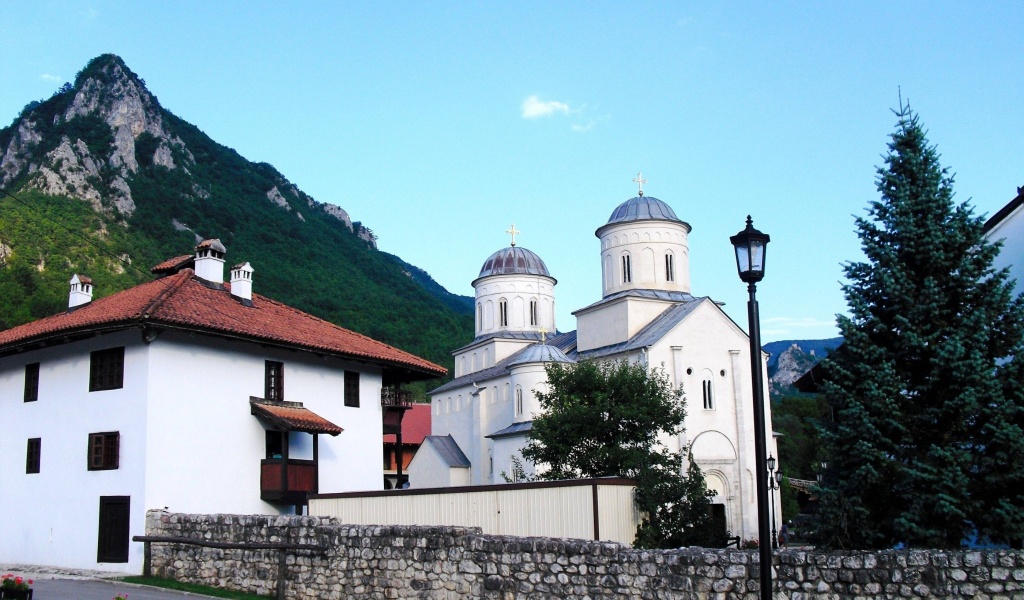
[260,458,316,504]
[381,386,413,408]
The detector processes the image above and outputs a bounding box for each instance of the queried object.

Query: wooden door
[97,496,130,563]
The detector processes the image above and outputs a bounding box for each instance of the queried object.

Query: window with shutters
[88,432,120,470]
[265,361,284,401]
[24,363,39,402]
[344,370,360,407]
[26,438,41,474]
[90,347,124,392]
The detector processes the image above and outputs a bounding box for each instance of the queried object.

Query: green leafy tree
[522,360,716,548]
[817,103,1024,549]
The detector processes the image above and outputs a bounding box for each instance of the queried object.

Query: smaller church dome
[606,196,682,225]
[477,247,552,279]
[508,343,574,367]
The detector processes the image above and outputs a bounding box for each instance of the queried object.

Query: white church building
[0,240,445,573]
[415,187,778,540]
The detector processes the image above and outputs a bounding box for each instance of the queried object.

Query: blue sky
[1,1,1022,343]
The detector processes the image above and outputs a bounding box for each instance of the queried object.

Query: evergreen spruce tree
[817,103,1024,549]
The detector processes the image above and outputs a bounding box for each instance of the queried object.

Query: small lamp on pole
[730,215,772,600]
[767,454,781,549]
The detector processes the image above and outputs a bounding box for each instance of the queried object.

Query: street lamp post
[730,216,772,600]
[767,455,781,549]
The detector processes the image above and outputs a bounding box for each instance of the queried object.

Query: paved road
[30,577,223,599]
[1,566,224,600]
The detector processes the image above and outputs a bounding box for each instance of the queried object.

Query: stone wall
[145,511,1024,599]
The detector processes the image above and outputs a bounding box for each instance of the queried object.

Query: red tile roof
[383,403,431,444]
[150,254,193,274]
[0,269,446,378]
[251,399,343,435]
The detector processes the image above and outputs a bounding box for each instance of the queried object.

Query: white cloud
[521,95,570,119]
[571,121,595,133]
[40,73,62,82]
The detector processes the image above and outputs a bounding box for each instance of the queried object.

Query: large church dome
[606,196,683,225]
[477,247,552,279]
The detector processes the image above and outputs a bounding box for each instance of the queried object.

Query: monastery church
[414,182,778,540]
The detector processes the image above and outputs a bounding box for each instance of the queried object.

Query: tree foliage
[522,360,717,548]
[816,104,1024,549]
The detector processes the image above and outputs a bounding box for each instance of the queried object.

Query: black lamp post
[767,455,781,549]
[730,215,772,600]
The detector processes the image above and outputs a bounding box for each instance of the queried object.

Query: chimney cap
[232,262,253,271]
[70,273,93,285]
[196,239,226,253]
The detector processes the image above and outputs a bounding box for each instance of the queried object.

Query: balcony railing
[260,458,315,504]
[381,386,413,408]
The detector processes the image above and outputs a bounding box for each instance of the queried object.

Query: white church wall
[474,275,556,337]
[986,200,1024,298]
[575,296,675,352]
[598,221,691,296]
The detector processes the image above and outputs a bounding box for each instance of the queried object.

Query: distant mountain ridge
[0,54,473,377]
[764,337,842,396]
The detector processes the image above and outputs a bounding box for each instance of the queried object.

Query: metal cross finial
[633,172,647,196]
[506,223,521,247]
[539,327,548,344]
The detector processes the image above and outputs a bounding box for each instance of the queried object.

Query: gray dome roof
[606,196,682,225]
[477,246,552,279]
[508,344,574,367]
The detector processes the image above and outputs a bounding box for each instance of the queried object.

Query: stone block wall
[145,511,1024,599]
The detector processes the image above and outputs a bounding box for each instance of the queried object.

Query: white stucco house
[985,185,1024,298]
[0,240,445,573]
[416,189,778,540]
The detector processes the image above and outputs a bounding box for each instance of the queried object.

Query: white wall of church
[646,301,777,539]
[474,274,556,337]
[986,201,1024,298]
[575,296,679,352]
[598,221,691,296]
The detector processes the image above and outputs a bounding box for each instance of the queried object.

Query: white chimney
[194,239,226,284]
[230,262,254,302]
[69,274,93,309]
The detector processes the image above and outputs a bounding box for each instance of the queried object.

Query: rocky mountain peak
[0,54,189,217]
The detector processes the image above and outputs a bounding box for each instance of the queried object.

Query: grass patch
[118,576,273,599]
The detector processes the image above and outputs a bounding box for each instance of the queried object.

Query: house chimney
[230,262,254,304]
[69,274,93,309]
[194,239,226,284]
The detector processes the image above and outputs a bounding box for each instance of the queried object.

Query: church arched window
[515,385,524,417]
[665,252,675,282]
[446,398,451,414]
[529,298,538,326]
[702,378,715,410]
[504,383,510,402]
[476,302,482,330]
[621,253,632,284]
[499,298,509,327]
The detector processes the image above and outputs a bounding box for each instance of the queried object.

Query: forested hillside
[0,54,473,385]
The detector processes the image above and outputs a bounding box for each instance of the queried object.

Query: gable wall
[0,329,149,572]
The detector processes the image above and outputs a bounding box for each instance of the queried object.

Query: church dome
[508,343,574,367]
[606,196,682,225]
[477,246,552,279]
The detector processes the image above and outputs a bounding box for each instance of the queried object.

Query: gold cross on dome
[506,223,521,247]
[539,327,548,344]
[633,172,647,196]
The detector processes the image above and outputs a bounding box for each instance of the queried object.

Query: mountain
[764,337,842,396]
[0,54,473,382]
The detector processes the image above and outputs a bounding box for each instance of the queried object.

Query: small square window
[90,347,124,392]
[265,361,284,401]
[88,432,120,470]
[24,363,40,402]
[344,371,360,407]
[26,438,41,474]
